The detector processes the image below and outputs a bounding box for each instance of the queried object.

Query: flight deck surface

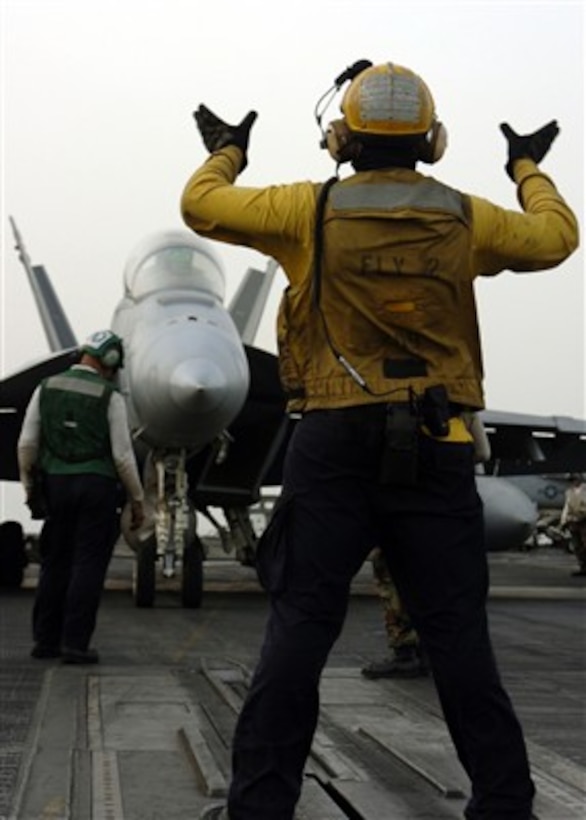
[1,546,584,820]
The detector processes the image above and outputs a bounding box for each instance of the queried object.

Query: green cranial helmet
[81,329,125,370]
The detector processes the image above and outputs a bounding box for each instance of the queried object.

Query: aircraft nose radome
[169,359,227,412]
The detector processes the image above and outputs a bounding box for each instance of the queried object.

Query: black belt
[309,401,466,419]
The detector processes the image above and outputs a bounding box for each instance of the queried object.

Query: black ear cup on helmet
[82,330,124,370]
[418,120,448,164]
[324,119,361,164]
[101,345,122,369]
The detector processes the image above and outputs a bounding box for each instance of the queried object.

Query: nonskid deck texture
[1,547,584,819]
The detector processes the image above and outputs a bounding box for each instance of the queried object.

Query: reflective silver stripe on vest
[330,181,465,217]
[46,375,107,397]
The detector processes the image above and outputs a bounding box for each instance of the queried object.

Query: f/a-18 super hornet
[0,219,287,607]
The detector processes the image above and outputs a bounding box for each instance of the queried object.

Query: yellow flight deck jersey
[181,147,578,414]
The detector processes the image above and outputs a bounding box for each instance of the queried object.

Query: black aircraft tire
[133,539,156,608]
[181,537,204,609]
[0,521,27,589]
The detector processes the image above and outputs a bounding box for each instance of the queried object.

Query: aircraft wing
[191,403,586,511]
[228,259,278,345]
[480,409,586,476]
[9,217,78,352]
[0,348,80,480]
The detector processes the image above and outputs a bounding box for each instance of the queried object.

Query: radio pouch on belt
[379,404,419,486]
[420,385,450,437]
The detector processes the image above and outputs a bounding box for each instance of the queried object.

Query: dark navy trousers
[227,408,535,820]
[33,473,118,651]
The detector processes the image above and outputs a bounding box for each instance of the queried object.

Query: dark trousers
[228,408,535,820]
[33,473,118,651]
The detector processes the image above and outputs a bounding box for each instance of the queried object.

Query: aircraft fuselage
[111,231,249,452]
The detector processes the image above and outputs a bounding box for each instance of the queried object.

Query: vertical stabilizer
[229,258,278,345]
[9,217,78,352]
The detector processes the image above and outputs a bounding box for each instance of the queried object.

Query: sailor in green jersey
[18,330,144,664]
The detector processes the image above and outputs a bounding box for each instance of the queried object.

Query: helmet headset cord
[313,59,373,149]
[312,178,415,405]
[314,86,338,149]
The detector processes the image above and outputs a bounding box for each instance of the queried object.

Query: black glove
[26,467,49,520]
[499,120,559,180]
[194,105,258,171]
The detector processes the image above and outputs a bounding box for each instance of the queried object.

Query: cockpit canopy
[123,230,226,301]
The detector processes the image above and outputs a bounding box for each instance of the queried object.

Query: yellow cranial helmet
[341,62,437,137]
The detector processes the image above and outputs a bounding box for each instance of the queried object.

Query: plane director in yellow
[181,61,579,820]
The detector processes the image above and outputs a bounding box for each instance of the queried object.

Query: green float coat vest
[39,368,117,477]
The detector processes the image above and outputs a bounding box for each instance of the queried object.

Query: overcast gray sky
[1,0,584,524]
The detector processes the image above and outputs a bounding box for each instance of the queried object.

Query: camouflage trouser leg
[570,522,586,570]
[371,548,419,650]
